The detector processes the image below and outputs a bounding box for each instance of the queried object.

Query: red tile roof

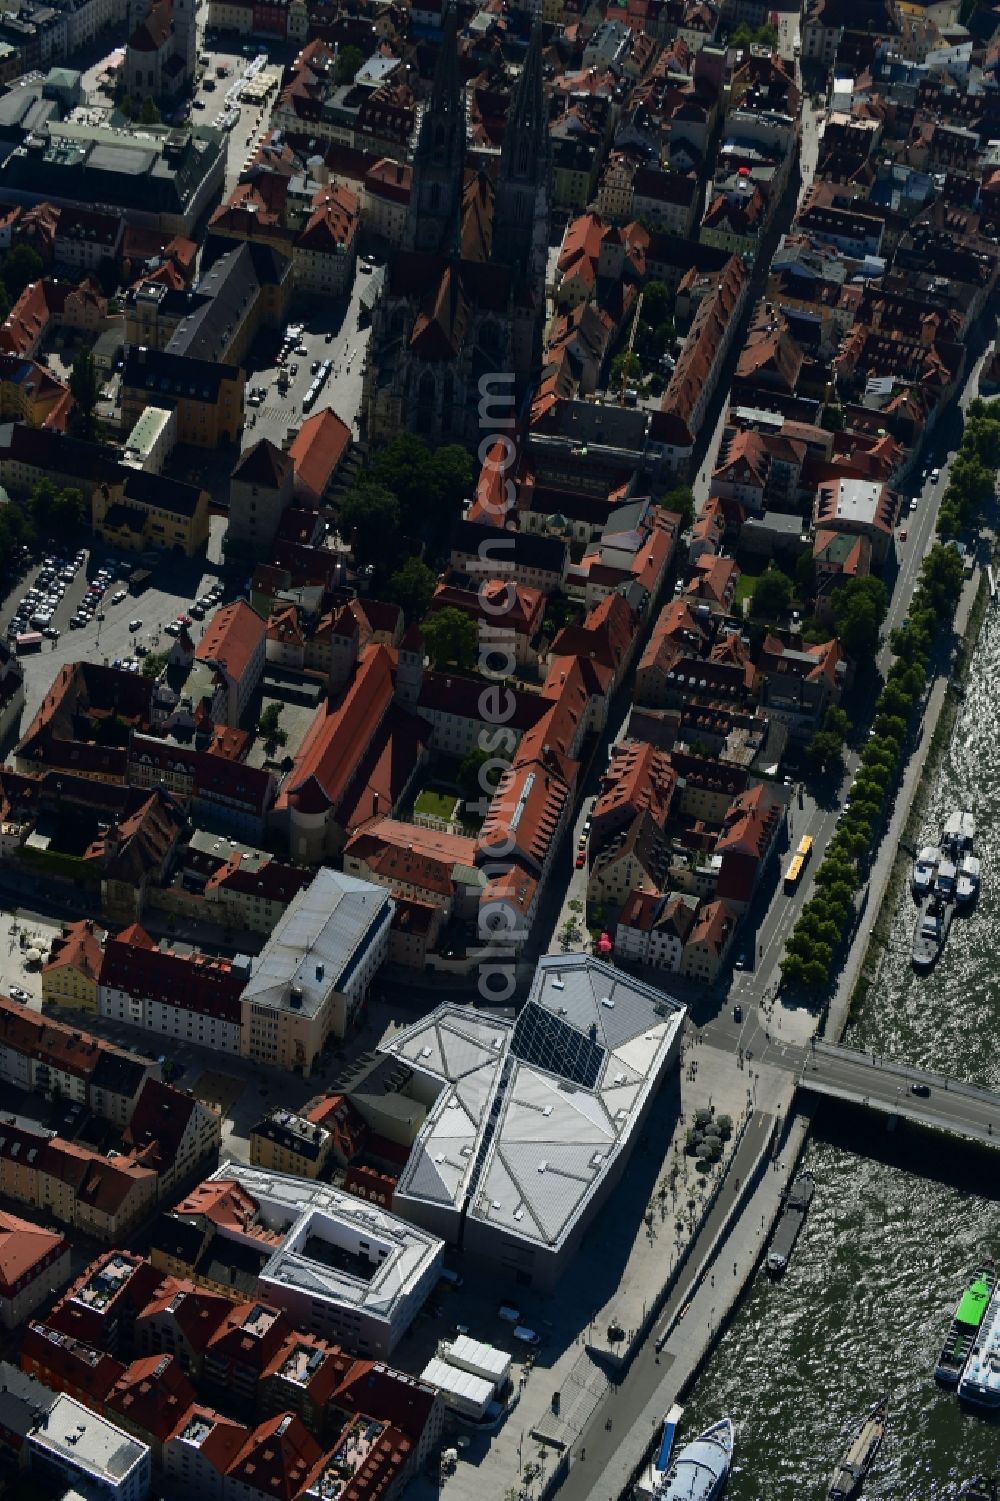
[287,408,352,500]
[106,1354,197,1443]
[277,644,396,815]
[0,1210,67,1298]
[197,601,266,685]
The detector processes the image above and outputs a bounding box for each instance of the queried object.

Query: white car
[909,498,918,512]
[112,589,127,604]
[930,468,940,482]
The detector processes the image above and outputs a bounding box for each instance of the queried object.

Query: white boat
[959,1285,1000,1409]
[912,845,939,897]
[634,1405,684,1500]
[654,1417,733,1500]
[942,811,964,853]
[956,854,981,905]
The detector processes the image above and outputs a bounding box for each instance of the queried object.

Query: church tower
[172,0,198,89]
[404,7,466,257]
[492,21,551,294]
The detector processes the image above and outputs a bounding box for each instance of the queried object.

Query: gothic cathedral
[361,13,551,448]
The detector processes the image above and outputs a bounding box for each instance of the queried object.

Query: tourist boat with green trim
[935,1259,996,1388]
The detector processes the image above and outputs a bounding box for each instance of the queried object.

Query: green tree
[641,280,672,327]
[879,680,916,721]
[420,607,477,671]
[139,96,161,125]
[336,44,364,83]
[610,350,640,389]
[458,747,502,802]
[1,244,42,301]
[69,346,100,441]
[340,483,400,563]
[795,550,816,600]
[805,728,845,773]
[832,575,888,662]
[259,703,283,739]
[919,542,964,613]
[388,557,437,624]
[730,20,777,44]
[28,480,59,539]
[872,712,907,744]
[823,704,850,740]
[141,651,167,680]
[751,566,793,619]
[661,484,695,532]
[53,487,86,533]
[118,94,134,120]
[813,858,856,890]
[369,434,472,538]
[95,257,119,298]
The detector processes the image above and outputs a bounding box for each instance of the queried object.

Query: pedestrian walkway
[826,550,984,1041]
[571,1111,809,1501]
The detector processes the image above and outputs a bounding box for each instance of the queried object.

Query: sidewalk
[571,1109,810,1501]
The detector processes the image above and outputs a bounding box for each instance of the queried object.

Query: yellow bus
[784,854,805,892]
[796,835,814,863]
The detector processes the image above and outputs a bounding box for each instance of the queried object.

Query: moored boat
[767,1172,815,1277]
[934,1260,995,1387]
[654,1418,733,1500]
[958,1284,1000,1409]
[912,893,954,969]
[827,1396,888,1501]
[634,1405,684,1500]
[912,845,939,898]
[957,854,981,906]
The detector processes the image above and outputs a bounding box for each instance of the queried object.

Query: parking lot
[241,275,373,451]
[191,43,284,194]
[2,516,236,727]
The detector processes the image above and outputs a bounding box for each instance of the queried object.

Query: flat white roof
[420,1356,493,1407]
[831,477,882,525]
[445,1334,511,1381]
[241,869,393,1018]
[385,955,685,1258]
[30,1393,148,1482]
[208,1163,442,1324]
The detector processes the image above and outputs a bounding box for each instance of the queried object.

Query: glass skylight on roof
[511,1001,605,1089]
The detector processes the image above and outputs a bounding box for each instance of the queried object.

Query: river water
[683,603,1000,1498]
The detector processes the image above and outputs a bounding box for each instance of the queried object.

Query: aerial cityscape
[0,0,996,1497]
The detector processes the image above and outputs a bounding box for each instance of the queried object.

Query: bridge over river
[798,1038,1000,1147]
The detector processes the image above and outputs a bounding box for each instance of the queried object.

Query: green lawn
[732,551,768,605]
[414,789,458,821]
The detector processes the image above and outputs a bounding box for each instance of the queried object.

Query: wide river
[683,603,1000,1498]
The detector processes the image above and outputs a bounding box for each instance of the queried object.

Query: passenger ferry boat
[935,1260,995,1387]
[650,1418,733,1500]
[958,1284,1000,1409]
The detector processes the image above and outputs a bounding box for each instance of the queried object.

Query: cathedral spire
[429,3,461,122]
[492,19,551,285]
[507,18,546,145]
[403,5,467,257]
